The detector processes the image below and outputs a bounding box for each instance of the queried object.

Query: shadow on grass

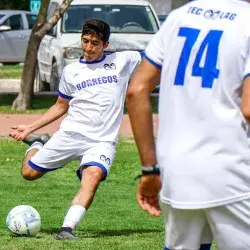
[10,233,43,239]
[41,228,162,238]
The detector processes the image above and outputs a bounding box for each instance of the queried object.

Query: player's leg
[54,165,104,240]
[206,199,250,250]
[162,203,213,250]
[22,131,78,180]
[55,140,116,240]
[72,165,104,208]
[21,133,50,180]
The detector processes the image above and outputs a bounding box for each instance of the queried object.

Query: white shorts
[162,199,250,250]
[28,131,116,181]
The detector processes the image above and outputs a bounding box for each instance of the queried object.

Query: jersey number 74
[174,27,224,88]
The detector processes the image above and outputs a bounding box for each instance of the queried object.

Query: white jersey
[145,0,250,208]
[58,51,141,143]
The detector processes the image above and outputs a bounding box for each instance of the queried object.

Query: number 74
[174,27,223,88]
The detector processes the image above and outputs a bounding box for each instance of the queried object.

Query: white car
[0,10,37,64]
[36,0,160,91]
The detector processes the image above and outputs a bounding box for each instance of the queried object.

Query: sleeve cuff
[57,89,73,100]
[244,73,250,80]
[144,53,162,70]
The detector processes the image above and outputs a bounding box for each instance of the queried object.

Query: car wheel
[35,66,50,91]
[50,61,59,91]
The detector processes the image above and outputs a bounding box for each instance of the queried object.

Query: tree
[12,0,73,110]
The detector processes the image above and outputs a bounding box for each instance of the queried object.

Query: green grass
[0,94,159,114]
[0,94,57,114]
[0,65,23,78]
[0,140,163,250]
[0,139,217,250]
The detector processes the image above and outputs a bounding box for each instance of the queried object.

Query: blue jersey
[145,0,250,208]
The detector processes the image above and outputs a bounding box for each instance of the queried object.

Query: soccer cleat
[23,133,50,146]
[54,227,80,240]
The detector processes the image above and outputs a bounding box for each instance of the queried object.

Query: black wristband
[141,164,160,175]
[134,164,160,181]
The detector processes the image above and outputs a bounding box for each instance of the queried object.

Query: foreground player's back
[150,0,250,208]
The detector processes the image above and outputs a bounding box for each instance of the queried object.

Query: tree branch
[12,0,74,110]
[37,0,74,37]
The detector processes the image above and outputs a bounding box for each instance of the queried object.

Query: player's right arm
[10,96,69,141]
[241,76,250,124]
[10,67,72,141]
[241,31,250,124]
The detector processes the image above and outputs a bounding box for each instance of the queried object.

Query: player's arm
[241,76,250,124]
[25,66,71,133]
[10,97,69,141]
[126,20,164,169]
[126,58,161,217]
[126,19,165,217]
[27,96,69,131]
[126,58,160,166]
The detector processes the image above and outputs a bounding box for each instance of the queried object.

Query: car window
[2,14,23,30]
[62,5,159,34]
[26,14,37,29]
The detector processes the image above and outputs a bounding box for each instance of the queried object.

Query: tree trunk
[12,0,73,110]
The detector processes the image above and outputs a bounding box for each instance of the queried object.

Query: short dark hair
[81,19,110,42]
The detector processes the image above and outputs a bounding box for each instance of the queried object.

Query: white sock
[62,205,86,230]
[25,141,43,155]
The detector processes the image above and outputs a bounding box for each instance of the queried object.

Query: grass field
[0,139,217,250]
[0,94,159,114]
[0,94,57,114]
[0,139,165,250]
[0,65,23,79]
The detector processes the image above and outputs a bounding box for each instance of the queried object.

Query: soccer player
[126,0,250,249]
[9,19,141,240]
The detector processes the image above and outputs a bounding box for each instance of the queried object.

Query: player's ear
[103,41,109,49]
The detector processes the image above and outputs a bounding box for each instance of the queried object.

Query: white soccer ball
[6,205,41,236]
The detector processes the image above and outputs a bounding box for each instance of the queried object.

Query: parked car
[0,10,37,64]
[157,14,168,25]
[36,0,160,91]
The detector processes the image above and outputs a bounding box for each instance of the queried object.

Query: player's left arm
[126,59,160,166]
[126,19,167,216]
[126,17,165,166]
[241,36,250,124]
[126,58,161,217]
[241,76,250,124]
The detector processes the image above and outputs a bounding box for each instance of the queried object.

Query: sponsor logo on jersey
[100,155,111,165]
[187,7,237,21]
[76,75,118,91]
[104,63,116,70]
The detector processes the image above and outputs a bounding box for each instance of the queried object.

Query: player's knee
[84,167,104,185]
[21,166,41,181]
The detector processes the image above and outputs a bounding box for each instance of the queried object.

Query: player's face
[81,34,109,61]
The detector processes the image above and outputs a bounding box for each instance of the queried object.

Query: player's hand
[9,125,31,141]
[137,175,162,217]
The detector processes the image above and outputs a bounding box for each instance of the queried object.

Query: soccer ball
[6,205,41,236]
